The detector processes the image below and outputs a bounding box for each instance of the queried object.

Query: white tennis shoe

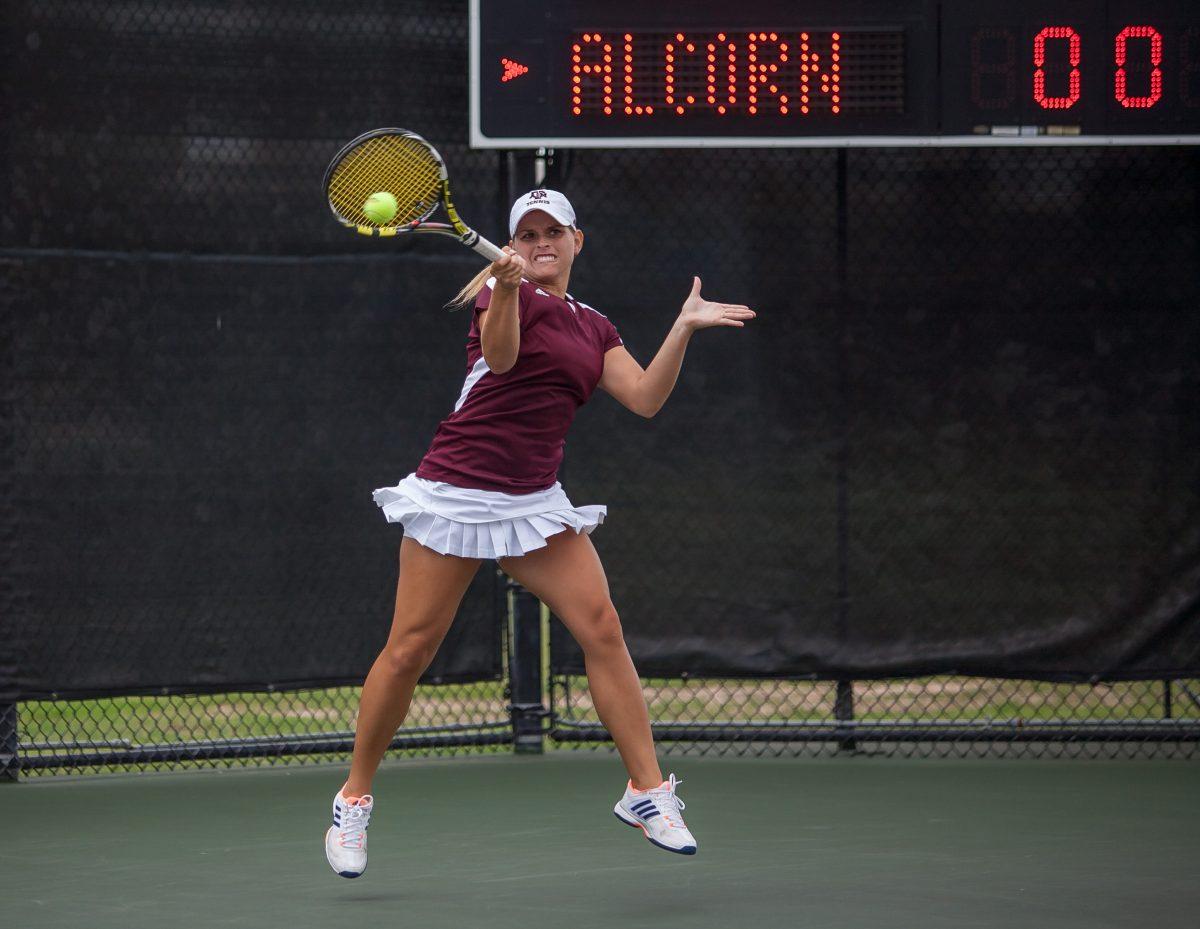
[324,787,373,878]
[613,773,697,855]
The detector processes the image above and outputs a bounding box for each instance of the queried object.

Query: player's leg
[498,530,661,789]
[498,530,696,854]
[345,537,483,797]
[327,538,483,877]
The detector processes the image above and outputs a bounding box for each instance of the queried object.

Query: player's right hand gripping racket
[323,128,505,261]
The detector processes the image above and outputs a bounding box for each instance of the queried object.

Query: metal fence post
[834,149,858,755]
[835,680,857,753]
[0,703,17,782]
[2,231,16,781]
[507,579,545,754]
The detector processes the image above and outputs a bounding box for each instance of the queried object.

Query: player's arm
[599,277,755,418]
[479,248,526,374]
[598,328,690,419]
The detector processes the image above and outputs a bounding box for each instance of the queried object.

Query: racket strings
[327,135,443,227]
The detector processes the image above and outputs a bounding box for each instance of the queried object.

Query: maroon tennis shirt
[415,277,624,493]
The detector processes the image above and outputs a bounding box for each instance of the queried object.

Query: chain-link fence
[14,682,511,776]
[550,675,1200,759]
[3,2,1198,777]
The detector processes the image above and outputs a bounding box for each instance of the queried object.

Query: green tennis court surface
[3,753,1196,929]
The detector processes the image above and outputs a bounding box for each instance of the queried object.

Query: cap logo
[509,188,575,235]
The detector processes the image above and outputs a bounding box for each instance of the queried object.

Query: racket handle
[464,232,506,262]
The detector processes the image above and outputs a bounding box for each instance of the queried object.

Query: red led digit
[747,34,759,114]
[725,35,737,112]
[1034,26,1082,110]
[665,33,715,114]
[665,40,676,108]
[571,33,613,116]
[800,32,810,114]
[1115,26,1163,108]
[706,40,719,107]
[830,32,841,114]
[744,32,792,114]
[620,33,653,116]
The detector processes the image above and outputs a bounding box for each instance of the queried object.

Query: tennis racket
[322,128,505,261]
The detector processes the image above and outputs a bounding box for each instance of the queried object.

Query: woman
[325,189,755,877]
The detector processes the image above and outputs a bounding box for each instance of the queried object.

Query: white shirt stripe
[567,294,610,319]
[454,356,492,412]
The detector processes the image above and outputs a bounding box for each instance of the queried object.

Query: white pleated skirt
[372,473,606,559]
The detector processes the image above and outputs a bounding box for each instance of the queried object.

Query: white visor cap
[509,189,577,238]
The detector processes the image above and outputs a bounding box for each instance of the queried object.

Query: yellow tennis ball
[362,191,398,224]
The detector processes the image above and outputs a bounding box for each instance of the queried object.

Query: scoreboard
[470,0,1200,146]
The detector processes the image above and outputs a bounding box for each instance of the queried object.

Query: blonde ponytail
[446,264,495,310]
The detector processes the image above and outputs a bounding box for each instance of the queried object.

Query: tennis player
[325,189,755,877]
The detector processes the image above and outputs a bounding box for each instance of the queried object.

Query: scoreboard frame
[469,0,1200,147]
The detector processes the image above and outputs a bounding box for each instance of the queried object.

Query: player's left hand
[678,277,756,331]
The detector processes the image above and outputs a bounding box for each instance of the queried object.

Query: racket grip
[467,233,506,262]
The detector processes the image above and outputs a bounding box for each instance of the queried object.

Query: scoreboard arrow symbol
[501,57,529,82]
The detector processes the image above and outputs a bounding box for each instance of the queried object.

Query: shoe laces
[336,801,371,849]
[646,774,687,829]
